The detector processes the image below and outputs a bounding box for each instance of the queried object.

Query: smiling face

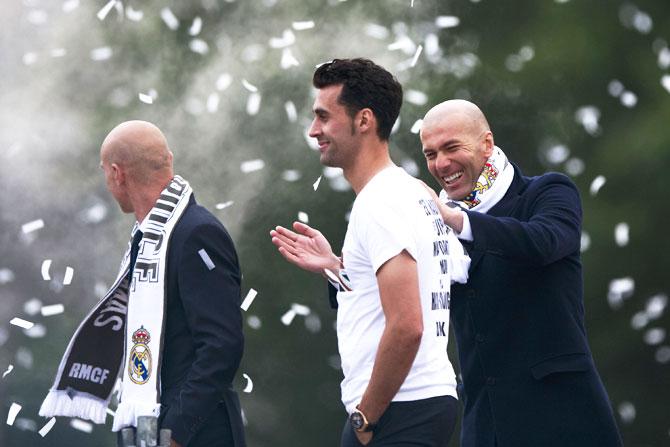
[420,108,493,200]
[308,84,361,169]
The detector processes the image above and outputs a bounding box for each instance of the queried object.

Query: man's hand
[419,181,464,233]
[270,221,341,274]
[355,430,373,445]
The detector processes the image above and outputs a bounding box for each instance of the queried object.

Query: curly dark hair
[312,58,403,141]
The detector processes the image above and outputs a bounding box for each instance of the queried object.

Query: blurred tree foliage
[1,0,669,446]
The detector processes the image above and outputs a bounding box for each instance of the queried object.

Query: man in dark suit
[100,121,245,447]
[419,100,622,447]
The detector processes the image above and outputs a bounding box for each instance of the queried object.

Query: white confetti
[435,16,460,28]
[198,249,215,271]
[160,8,179,31]
[97,0,117,21]
[410,119,423,134]
[50,48,67,58]
[269,29,296,49]
[607,79,624,97]
[215,201,234,210]
[281,170,301,182]
[206,93,219,113]
[0,269,15,284]
[240,288,258,311]
[189,17,202,36]
[106,408,115,417]
[69,419,93,433]
[410,45,423,67]
[38,417,56,437]
[242,373,253,393]
[63,266,74,285]
[400,158,419,177]
[630,311,648,330]
[24,298,42,316]
[405,89,428,106]
[617,401,636,424]
[22,219,44,234]
[655,346,670,363]
[281,48,300,69]
[25,324,46,339]
[189,39,209,55]
[284,101,298,123]
[575,106,601,136]
[304,313,321,333]
[139,93,154,104]
[658,47,670,70]
[297,212,309,224]
[589,175,606,196]
[23,52,38,66]
[620,91,637,108]
[41,304,65,317]
[240,159,265,173]
[246,92,262,115]
[614,223,629,247]
[280,309,296,325]
[580,232,591,253]
[643,328,666,345]
[607,277,635,309]
[41,259,52,280]
[292,20,315,31]
[216,73,232,91]
[312,175,322,191]
[241,79,258,93]
[90,47,113,61]
[6,403,21,426]
[646,294,668,320]
[388,35,416,54]
[247,315,262,330]
[364,23,390,40]
[62,0,80,13]
[661,75,670,94]
[126,6,143,21]
[545,144,570,164]
[10,318,34,330]
[2,365,13,378]
[292,303,311,316]
[27,9,48,25]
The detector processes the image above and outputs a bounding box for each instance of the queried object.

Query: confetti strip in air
[614,223,629,247]
[106,408,116,417]
[240,289,258,311]
[242,373,253,393]
[216,201,234,210]
[241,79,258,92]
[298,212,309,224]
[436,16,460,28]
[292,303,311,316]
[281,309,296,326]
[292,21,315,30]
[70,419,93,433]
[284,101,297,122]
[246,92,261,115]
[7,403,21,426]
[90,47,113,61]
[410,119,423,134]
[189,17,202,36]
[41,259,52,280]
[160,7,179,30]
[22,219,44,234]
[198,249,215,270]
[63,266,74,285]
[39,417,56,437]
[10,318,34,330]
[2,365,13,378]
[139,93,153,104]
[313,176,322,191]
[97,0,116,21]
[411,45,423,67]
[240,159,265,173]
[589,175,606,196]
[41,304,65,317]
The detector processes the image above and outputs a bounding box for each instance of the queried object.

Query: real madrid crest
[128,326,152,385]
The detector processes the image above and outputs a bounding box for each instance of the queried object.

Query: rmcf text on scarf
[68,363,111,384]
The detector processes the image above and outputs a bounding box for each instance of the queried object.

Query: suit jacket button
[486,377,496,386]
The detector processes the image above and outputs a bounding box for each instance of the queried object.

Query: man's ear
[483,131,494,157]
[357,108,375,134]
[111,163,125,185]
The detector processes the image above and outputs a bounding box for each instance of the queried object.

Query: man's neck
[131,178,173,223]
[344,141,394,195]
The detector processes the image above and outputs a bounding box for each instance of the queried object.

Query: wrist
[350,405,377,433]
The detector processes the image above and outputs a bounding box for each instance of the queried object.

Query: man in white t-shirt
[270,58,469,447]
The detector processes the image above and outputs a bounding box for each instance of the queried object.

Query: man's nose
[435,152,451,171]
[308,119,320,138]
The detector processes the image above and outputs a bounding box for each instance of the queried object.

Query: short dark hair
[312,58,403,141]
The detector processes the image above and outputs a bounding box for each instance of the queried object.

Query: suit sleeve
[466,175,582,266]
[161,223,244,446]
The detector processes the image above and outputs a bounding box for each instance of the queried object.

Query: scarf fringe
[112,401,162,432]
[38,390,108,424]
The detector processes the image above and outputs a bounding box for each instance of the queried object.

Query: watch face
[350,411,364,430]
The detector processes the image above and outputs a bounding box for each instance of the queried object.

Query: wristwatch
[349,406,377,433]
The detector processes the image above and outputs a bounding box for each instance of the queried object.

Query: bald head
[100,120,173,184]
[422,100,490,137]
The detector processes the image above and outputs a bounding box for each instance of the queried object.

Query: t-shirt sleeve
[357,199,417,273]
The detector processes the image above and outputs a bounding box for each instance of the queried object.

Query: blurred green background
[1,0,669,445]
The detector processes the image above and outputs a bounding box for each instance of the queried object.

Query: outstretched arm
[270,221,341,274]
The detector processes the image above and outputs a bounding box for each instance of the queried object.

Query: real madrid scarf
[39,176,193,431]
[439,146,514,213]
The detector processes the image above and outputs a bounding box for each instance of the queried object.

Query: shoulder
[172,201,234,249]
[517,165,579,198]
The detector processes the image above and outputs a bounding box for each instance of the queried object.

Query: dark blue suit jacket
[451,164,622,447]
[159,195,245,447]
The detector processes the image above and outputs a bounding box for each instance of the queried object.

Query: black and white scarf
[40,176,193,431]
[439,146,514,213]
